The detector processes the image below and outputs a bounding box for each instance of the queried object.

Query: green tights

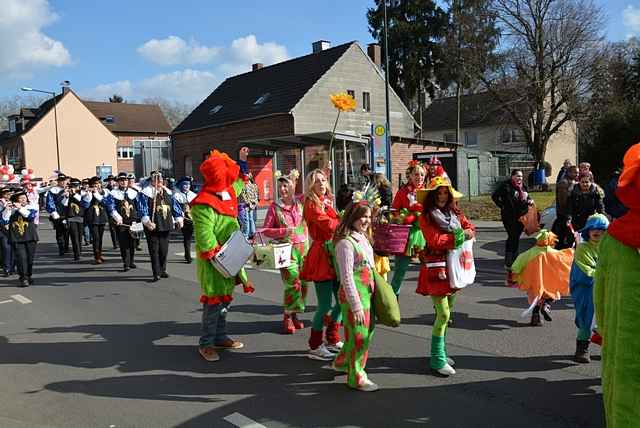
[312,280,342,331]
[390,255,412,295]
[431,294,457,337]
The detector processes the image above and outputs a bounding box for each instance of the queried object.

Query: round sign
[374,125,386,136]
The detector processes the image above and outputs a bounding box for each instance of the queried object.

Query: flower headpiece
[408,160,422,169]
[351,186,382,208]
[274,169,300,183]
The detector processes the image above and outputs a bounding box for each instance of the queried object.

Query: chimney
[62,86,71,94]
[252,63,263,71]
[312,40,331,53]
[60,80,71,94]
[367,43,382,68]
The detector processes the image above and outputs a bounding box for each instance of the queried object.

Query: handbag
[210,230,254,278]
[252,232,292,269]
[372,270,401,327]
[519,204,540,236]
[447,239,476,289]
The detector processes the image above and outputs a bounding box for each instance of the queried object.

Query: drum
[129,221,144,240]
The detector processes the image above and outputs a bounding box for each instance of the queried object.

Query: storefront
[240,131,370,205]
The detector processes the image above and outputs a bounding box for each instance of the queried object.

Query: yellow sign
[374,125,386,136]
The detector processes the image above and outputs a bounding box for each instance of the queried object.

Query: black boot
[530,306,543,326]
[574,340,590,363]
[540,299,553,321]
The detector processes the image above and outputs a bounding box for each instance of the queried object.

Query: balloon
[28,174,35,180]
[0,166,7,175]
[27,168,33,174]
[21,169,28,176]
[7,165,14,174]
[1,174,8,181]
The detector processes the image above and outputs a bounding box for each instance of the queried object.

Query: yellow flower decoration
[330,93,357,112]
[274,170,282,179]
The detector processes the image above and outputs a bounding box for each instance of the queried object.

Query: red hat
[428,156,442,166]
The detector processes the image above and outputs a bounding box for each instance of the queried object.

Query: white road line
[0,299,13,305]
[223,412,267,428]
[10,294,32,305]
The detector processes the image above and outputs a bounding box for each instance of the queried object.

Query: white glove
[112,212,123,225]
[18,207,30,218]
[175,217,184,229]
[145,222,156,231]
[51,211,60,220]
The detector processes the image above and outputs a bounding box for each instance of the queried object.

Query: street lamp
[21,86,61,171]
[383,0,392,182]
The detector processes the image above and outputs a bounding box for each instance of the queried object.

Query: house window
[254,93,270,105]
[9,119,16,134]
[104,115,115,124]
[347,89,355,100]
[501,128,526,144]
[208,105,223,115]
[464,131,478,147]
[117,147,134,159]
[184,155,193,176]
[443,133,457,143]
[362,92,371,112]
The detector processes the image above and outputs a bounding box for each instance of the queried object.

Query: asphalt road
[0,220,604,428]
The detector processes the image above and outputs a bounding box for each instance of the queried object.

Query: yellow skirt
[374,254,391,279]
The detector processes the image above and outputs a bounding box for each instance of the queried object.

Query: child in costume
[390,161,426,296]
[510,230,574,326]
[594,142,640,428]
[569,213,609,363]
[300,169,342,361]
[332,200,379,392]
[191,150,255,362]
[261,169,309,334]
[416,176,474,377]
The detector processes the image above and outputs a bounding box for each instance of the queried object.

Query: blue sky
[1,0,638,105]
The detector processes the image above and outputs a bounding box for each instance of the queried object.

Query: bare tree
[109,94,124,103]
[142,97,195,130]
[480,0,605,163]
[0,94,48,131]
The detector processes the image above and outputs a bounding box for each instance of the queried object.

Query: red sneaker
[591,331,602,346]
[283,314,295,334]
[291,314,304,330]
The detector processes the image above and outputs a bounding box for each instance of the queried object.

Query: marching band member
[82,176,109,264]
[0,188,14,276]
[137,171,183,282]
[104,175,119,250]
[45,174,70,255]
[173,176,197,264]
[2,190,39,287]
[127,173,143,251]
[105,172,141,272]
[65,178,86,261]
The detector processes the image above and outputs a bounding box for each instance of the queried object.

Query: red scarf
[191,185,238,217]
[511,178,526,201]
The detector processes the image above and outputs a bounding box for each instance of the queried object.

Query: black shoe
[74,256,80,261]
[2,270,8,278]
[136,246,143,251]
[19,278,28,287]
[27,277,34,285]
[151,276,160,282]
[129,263,137,269]
[160,272,169,278]
[123,265,129,272]
[541,302,552,322]
[531,312,543,326]
[574,340,591,363]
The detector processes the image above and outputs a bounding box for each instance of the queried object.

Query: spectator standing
[491,169,533,275]
[553,165,579,249]
[556,159,572,183]
[603,169,628,219]
[568,172,604,231]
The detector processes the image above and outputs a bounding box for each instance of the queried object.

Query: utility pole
[383,0,392,181]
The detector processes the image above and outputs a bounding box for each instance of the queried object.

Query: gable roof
[172,42,354,134]
[83,101,171,134]
[422,91,521,131]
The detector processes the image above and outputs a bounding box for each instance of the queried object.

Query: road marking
[0,299,13,305]
[11,294,32,305]
[223,412,267,428]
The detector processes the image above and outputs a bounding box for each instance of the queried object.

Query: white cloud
[86,70,219,104]
[137,36,221,66]
[89,34,289,104]
[623,5,640,36]
[0,0,71,78]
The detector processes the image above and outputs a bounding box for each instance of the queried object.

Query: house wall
[22,92,118,178]
[390,143,446,191]
[172,114,294,180]
[292,44,415,139]
[545,121,577,179]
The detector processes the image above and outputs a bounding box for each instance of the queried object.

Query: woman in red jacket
[390,161,427,296]
[417,176,475,377]
[300,169,342,361]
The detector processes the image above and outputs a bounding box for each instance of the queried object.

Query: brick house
[172,40,458,206]
[83,101,172,176]
[421,92,577,195]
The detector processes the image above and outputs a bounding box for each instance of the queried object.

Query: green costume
[333,236,376,388]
